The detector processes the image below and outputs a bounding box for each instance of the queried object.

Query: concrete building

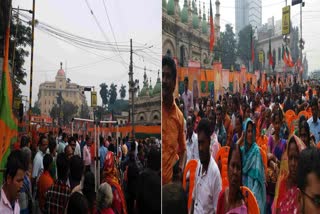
[129,69,161,126]
[235,0,262,36]
[162,0,220,68]
[37,62,87,116]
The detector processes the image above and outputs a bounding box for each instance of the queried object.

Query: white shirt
[182,89,193,117]
[32,150,45,178]
[0,188,20,214]
[83,145,91,166]
[186,132,199,162]
[192,156,222,214]
[74,141,81,157]
[57,141,67,154]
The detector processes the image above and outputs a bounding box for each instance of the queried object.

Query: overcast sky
[180,0,319,72]
[12,0,161,106]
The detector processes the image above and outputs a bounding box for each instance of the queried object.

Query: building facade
[235,0,262,36]
[129,69,161,126]
[37,63,87,116]
[162,0,220,68]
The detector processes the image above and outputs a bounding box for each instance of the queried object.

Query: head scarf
[272,134,306,213]
[102,152,127,214]
[241,118,266,213]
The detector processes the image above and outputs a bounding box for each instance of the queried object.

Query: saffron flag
[0,3,18,181]
[209,0,215,52]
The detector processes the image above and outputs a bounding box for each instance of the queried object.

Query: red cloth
[216,189,225,214]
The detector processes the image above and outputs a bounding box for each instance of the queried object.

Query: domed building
[131,68,161,125]
[162,0,220,68]
[37,62,87,116]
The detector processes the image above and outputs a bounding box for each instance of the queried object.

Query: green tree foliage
[79,104,90,119]
[0,17,31,99]
[213,37,222,62]
[95,106,108,121]
[99,83,109,107]
[237,25,252,70]
[31,106,41,115]
[290,26,299,62]
[50,104,60,122]
[61,101,78,124]
[119,84,126,99]
[109,83,117,105]
[220,24,236,69]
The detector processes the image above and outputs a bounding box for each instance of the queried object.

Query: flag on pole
[251,28,254,62]
[0,0,18,174]
[209,0,215,52]
[268,38,274,66]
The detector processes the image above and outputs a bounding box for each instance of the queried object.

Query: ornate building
[162,0,220,68]
[130,69,161,126]
[37,63,87,116]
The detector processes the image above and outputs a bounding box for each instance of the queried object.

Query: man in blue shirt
[99,135,108,169]
[307,98,320,144]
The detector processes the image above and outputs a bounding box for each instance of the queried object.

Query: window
[140,116,144,121]
[154,115,159,120]
[278,47,281,62]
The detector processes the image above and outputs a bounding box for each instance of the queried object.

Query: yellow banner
[91,91,97,107]
[282,6,290,35]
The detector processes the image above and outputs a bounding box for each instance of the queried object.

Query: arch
[162,38,176,57]
[138,112,147,122]
[180,45,186,67]
[150,110,161,122]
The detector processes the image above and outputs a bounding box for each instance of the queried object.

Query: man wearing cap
[182,76,194,118]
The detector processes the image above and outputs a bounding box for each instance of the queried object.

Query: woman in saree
[267,110,287,213]
[102,151,128,214]
[216,143,247,214]
[240,118,266,214]
[272,135,306,214]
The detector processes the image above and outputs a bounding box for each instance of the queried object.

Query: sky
[179,0,320,73]
[12,0,161,106]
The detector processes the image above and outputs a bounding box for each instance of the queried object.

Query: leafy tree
[94,106,108,121]
[119,84,126,99]
[0,16,31,100]
[237,25,253,70]
[290,26,299,63]
[61,101,78,124]
[50,104,60,122]
[31,106,41,115]
[220,24,236,69]
[109,83,117,105]
[79,104,90,119]
[99,83,109,107]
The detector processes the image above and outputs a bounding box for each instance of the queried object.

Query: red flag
[209,0,215,52]
[251,29,254,62]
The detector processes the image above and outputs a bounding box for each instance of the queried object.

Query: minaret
[188,0,192,26]
[215,0,220,40]
[174,0,180,18]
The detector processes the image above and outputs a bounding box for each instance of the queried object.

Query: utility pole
[28,0,35,133]
[129,39,135,139]
[299,2,303,82]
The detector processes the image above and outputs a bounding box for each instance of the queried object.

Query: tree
[0,16,31,100]
[95,106,108,121]
[237,25,253,70]
[61,101,78,124]
[290,26,299,62]
[31,106,41,115]
[50,104,60,122]
[99,83,109,107]
[109,83,117,105]
[79,104,90,119]
[119,84,126,99]
[220,24,236,69]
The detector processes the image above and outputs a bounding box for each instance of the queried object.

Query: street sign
[259,51,264,63]
[14,97,21,110]
[91,91,97,107]
[292,0,302,6]
[282,6,291,35]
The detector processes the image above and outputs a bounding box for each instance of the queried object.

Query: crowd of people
[0,131,161,214]
[162,55,320,214]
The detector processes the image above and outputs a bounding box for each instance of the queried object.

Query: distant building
[129,69,161,126]
[235,0,262,36]
[37,62,87,116]
[162,0,220,68]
